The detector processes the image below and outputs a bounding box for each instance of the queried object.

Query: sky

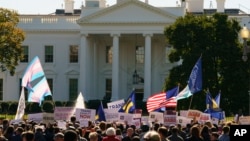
[0,0,250,15]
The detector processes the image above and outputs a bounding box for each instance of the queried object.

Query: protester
[143,130,161,141]
[102,127,120,141]
[218,126,230,141]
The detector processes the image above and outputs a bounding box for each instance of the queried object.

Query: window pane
[70,45,79,63]
[20,46,29,62]
[45,45,53,62]
[104,79,112,100]
[106,46,113,63]
[69,79,78,101]
[136,46,144,64]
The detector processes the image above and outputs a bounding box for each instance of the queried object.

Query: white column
[111,33,120,101]
[143,33,152,101]
[79,33,89,100]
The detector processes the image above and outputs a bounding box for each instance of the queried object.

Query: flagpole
[188,95,193,109]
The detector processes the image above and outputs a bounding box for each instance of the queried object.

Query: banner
[187,109,202,120]
[149,112,164,123]
[28,113,43,123]
[118,113,133,125]
[54,107,75,120]
[107,99,125,112]
[75,108,96,121]
[164,115,176,126]
[104,109,119,122]
[176,116,192,127]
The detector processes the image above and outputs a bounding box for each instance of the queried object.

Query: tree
[164,13,249,115]
[0,8,25,75]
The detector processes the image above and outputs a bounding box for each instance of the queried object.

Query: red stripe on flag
[147,92,177,112]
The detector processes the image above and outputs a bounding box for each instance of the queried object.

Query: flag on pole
[175,85,193,101]
[206,91,219,109]
[215,92,221,108]
[96,101,106,121]
[15,88,26,120]
[147,86,179,112]
[75,92,86,109]
[118,91,136,113]
[176,56,202,101]
[22,56,52,105]
[188,56,202,94]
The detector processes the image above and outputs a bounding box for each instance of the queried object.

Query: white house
[0,0,249,102]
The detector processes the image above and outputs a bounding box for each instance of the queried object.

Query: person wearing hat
[54,132,64,141]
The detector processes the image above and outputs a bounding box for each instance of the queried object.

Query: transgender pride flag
[22,56,52,105]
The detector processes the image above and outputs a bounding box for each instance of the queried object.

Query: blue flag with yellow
[118,91,136,113]
[96,101,106,121]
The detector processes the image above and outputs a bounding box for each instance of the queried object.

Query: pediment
[77,0,177,24]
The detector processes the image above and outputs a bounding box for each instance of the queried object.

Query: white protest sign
[75,108,96,121]
[239,116,250,125]
[28,113,43,123]
[149,112,164,123]
[132,119,141,129]
[180,110,188,117]
[43,113,54,125]
[164,114,176,126]
[118,113,133,125]
[79,119,90,127]
[107,100,125,112]
[199,113,211,123]
[104,109,119,122]
[187,109,202,120]
[141,116,149,125]
[176,116,192,127]
[57,120,67,130]
[54,107,74,121]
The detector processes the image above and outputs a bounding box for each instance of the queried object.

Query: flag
[175,85,193,101]
[206,92,219,109]
[175,56,202,101]
[15,88,26,120]
[188,56,202,94]
[118,91,136,113]
[96,101,106,121]
[147,86,179,112]
[75,92,86,109]
[215,92,221,108]
[22,56,52,105]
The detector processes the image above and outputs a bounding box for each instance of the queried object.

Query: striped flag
[15,88,26,120]
[147,86,179,112]
[22,56,52,105]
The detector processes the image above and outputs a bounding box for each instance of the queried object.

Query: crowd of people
[0,115,234,141]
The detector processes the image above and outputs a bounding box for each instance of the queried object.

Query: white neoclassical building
[0,0,249,102]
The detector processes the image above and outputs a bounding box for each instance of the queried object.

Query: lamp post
[240,25,250,115]
[240,25,250,61]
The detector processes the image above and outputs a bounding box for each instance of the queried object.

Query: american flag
[147,93,177,112]
[147,86,179,112]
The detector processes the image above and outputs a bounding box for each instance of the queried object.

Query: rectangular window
[47,78,53,94]
[45,45,53,62]
[20,46,29,62]
[136,46,144,64]
[69,45,79,63]
[19,79,28,100]
[104,79,112,100]
[0,79,3,100]
[106,46,113,63]
[69,79,78,101]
